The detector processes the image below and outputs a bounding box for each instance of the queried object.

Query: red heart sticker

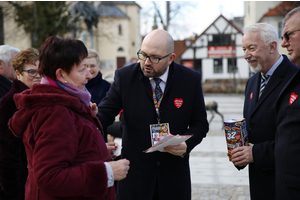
[289,92,298,105]
[174,98,183,108]
[234,134,241,140]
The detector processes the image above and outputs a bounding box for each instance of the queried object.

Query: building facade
[180,15,248,93]
[0,1,141,77]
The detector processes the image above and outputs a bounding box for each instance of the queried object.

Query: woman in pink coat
[9,36,129,200]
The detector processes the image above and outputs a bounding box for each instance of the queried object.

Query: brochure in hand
[144,134,193,153]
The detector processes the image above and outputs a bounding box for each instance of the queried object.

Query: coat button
[157,161,160,166]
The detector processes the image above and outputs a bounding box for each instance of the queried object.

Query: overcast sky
[136,1,244,40]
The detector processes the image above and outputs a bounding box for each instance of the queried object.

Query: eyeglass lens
[138,53,159,64]
[24,69,38,77]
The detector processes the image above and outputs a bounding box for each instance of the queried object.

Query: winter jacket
[9,84,115,200]
[86,71,111,106]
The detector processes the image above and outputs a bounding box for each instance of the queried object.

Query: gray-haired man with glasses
[97,29,208,200]
[281,6,300,67]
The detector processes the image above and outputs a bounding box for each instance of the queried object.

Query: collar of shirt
[149,66,169,93]
[263,55,283,84]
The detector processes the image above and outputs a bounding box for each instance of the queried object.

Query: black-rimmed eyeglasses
[137,50,172,64]
[22,69,39,77]
[281,28,300,41]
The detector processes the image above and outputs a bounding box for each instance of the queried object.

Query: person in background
[281,6,300,67]
[8,36,129,200]
[230,23,299,200]
[0,48,40,200]
[97,29,208,200]
[86,49,111,106]
[0,45,20,99]
[274,6,300,200]
[86,49,111,142]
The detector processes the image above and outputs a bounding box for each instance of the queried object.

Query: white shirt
[149,66,169,92]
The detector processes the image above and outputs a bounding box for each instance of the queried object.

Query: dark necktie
[259,74,270,98]
[153,78,163,100]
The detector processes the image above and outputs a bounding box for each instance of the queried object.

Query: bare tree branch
[152,1,166,30]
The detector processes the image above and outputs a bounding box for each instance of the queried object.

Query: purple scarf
[41,76,91,106]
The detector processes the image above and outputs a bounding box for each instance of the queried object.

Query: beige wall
[244,1,281,26]
[93,3,141,74]
[115,4,141,61]
[0,2,31,49]
[93,17,130,74]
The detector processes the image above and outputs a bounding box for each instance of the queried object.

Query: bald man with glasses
[97,29,208,200]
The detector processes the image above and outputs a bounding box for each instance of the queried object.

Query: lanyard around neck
[151,87,164,124]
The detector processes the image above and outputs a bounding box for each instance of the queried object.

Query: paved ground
[190,94,250,200]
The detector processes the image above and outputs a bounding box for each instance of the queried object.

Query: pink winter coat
[9,84,115,200]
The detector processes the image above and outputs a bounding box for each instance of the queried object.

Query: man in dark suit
[0,45,19,99]
[97,29,209,200]
[275,68,300,200]
[281,6,300,67]
[231,23,299,200]
[275,6,300,200]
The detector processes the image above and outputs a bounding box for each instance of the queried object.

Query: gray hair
[243,23,279,50]
[87,49,100,66]
[0,45,20,67]
[284,6,300,23]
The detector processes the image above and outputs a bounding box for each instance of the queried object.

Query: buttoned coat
[243,55,299,200]
[97,61,209,200]
[275,68,300,200]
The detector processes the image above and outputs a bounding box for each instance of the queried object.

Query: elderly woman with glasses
[0,47,41,200]
[8,36,130,200]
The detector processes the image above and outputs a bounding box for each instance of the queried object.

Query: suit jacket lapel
[247,73,260,117]
[255,57,287,109]
[138,65,153,99]
[164,62,175,97]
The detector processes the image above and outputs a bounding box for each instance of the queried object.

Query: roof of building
[200,14,244,35]
[179,14,243,60]
[106,1,141,8]
[174,39,194,59]
[262,1,300,17]
[97,4,129,18]
[97,1,141,18]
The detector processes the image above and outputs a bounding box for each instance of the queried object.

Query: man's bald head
[142,29,174,54]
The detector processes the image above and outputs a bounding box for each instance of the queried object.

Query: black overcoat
[243,55,299,200]
[98,61,209,200]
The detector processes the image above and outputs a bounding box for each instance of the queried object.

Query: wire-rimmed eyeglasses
[137,50,172,64]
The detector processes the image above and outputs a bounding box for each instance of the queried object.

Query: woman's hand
[90,102,98,115]
[109,159,130,180]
